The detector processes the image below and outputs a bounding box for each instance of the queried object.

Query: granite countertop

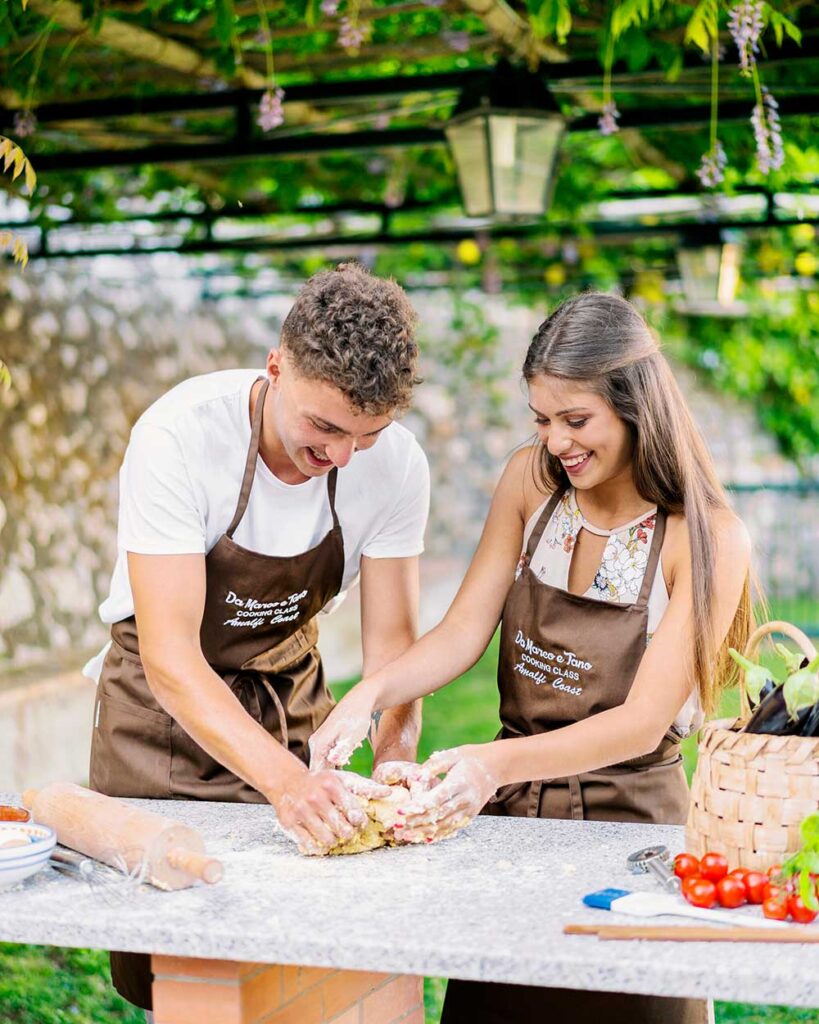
[1,793,817,1007]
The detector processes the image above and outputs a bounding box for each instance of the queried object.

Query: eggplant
[798,700,819,737]
[741,683,814,736]
[756,677,777,705]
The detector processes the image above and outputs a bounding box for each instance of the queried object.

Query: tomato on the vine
[762,897,789,921]
[788,895,818,925]
[716,876,747,908]
[728,868,750,885]
[700,852,729,883]
[762,882,787,904]
[682,876,718,909]
[744,871,768,905]
[673,853,701,880]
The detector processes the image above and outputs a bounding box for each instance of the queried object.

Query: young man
[84,263,429,1011]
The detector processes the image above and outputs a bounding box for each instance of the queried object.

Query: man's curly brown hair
[280,263,420,416]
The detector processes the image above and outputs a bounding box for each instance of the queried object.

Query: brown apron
[442,486,707,1024]
[89,378,344,1009]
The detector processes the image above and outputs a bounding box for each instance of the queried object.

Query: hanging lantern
[444,59,566,219]
[676,226,743,314]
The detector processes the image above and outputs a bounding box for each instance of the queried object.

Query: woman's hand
[398,745,503,844]
[372,760,428,787]
[308,684,378,771]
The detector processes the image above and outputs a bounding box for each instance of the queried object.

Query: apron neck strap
[228,378,342,540]
[326,466,340,531]
[526,484,568,559]
[227,377,269,539]
[635,508,667,609]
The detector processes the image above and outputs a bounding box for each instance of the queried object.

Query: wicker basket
[686,620,819,871]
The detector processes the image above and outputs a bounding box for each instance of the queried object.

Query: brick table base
[152,955,424,1024]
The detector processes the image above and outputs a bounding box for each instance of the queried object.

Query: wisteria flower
[320,0,339,15]
[752,87,784,174]
[598,101,620,136]
[443,31,470,53]
[696,140,728,188]
[13,110,37,138]
[258,87,285,132]
[338,16,367,51]
[728,0,764,76]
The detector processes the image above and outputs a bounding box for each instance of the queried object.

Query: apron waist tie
[226,671,289,752]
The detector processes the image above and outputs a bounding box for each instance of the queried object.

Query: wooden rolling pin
[23,783,223,891]
[565,924,819,943]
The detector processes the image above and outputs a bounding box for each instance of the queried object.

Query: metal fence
[726,481,819,637]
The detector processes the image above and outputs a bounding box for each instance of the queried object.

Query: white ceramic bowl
[0,822,56,889]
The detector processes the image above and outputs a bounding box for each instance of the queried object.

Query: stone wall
[0,257,814,677]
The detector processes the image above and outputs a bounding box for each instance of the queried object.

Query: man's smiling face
[265,348,394,482]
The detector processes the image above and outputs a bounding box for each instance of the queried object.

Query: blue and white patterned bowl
[0,822,56,888]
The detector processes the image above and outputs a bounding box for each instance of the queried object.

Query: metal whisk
[49,846,147,903]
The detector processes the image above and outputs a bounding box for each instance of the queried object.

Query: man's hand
[372,760,429,788]
[271,768,390,855]
[308,685,377,771]
[397,745,501,844]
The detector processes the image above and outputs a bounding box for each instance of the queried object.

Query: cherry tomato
[673,853,701,880]
[762,882,786,903]
[763,897,789,921]
[699,852,729,884]
[682,876,718,909]
[766,863,784,881]
[716,876,747,909]
[787,895,818,925]
[744,871,768,905]
[728,868,750,884]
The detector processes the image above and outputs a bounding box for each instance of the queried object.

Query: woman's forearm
[485,699,668,788]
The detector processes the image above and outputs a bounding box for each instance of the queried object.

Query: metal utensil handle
[645,855,680,894]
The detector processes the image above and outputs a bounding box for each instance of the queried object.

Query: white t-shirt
[92,367,429,642]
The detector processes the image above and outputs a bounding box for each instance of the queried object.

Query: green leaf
[800,869,819,911]
[305,0,320,29]
[764,5,802,47]
[684,0,719,54]
[610,0,667,41]
[213,0,236,48]
[0,360,10,390]
[800,811,819,848]
[527,0,573,43]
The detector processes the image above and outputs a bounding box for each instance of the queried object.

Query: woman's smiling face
[527,374,634,490]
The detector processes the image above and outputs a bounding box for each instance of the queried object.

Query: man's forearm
[141,645,305,801]
[371,700,422,767]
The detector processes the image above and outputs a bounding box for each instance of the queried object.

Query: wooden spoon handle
[564,923,819,942]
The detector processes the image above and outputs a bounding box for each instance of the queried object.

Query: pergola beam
[460,0,567,64]
[25,0,322,124]
[5,183,816,233]
[27,0,265,86]
[18,94,819,174]
[26,211,819,262]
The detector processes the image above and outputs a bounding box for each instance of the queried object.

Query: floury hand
[397,745,501,844]
[308,685,377,770]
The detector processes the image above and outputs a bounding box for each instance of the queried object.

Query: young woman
[310,292,753,1023]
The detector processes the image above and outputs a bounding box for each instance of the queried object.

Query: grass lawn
[1,634,813,1023]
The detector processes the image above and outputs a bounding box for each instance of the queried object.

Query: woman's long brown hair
[522,292,753,716]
